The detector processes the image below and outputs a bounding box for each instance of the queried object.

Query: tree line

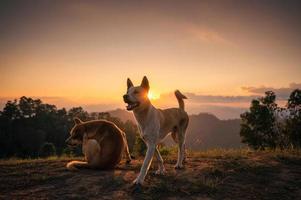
[240,89,301,150]
[0,96,141,158]
[2,89,299,158]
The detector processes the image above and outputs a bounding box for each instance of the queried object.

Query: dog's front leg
[133,144,156,185]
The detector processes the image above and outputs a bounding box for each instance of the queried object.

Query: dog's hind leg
[154,147,166,175]
[172,129,186,168]
[175,136,185,169]
[171,131,178,143]
[174,125,187,169]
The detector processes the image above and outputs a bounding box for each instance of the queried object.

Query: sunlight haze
[1,0,301,119]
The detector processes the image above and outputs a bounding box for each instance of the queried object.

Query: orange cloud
[242,82,301,98]
[185,24,233,46]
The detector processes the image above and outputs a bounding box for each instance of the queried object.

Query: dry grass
[1,149,301,199]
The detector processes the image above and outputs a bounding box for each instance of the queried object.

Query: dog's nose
[123,94,129,101]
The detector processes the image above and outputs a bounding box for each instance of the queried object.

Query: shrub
[133,137,147,156]
[39,142,56,157]
[62,146,82,157]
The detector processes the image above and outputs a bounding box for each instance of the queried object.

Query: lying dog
[66,118,132,170]
[123,76,189,185]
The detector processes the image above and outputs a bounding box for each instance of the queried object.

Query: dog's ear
[127,78,133,90]
[140,76,149,91]
[73,117,83,125]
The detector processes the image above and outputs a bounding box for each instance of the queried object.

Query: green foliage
[287,89,301,109]
[285,89,301,149]
[240,91,278,150]
[0,96,139,158]
[159,145,177,156]
[241,89,301,150]
[133,136,147,156]
[62,146,83,157]
[39,142,56,158]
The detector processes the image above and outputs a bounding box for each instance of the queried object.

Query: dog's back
[84,120,125,169]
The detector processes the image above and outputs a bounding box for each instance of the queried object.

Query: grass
[1,149,301,199]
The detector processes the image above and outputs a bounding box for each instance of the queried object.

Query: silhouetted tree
[39,142,56,157]
[0,97,139,158]
[240,91,278,149]
[285,89,301,148]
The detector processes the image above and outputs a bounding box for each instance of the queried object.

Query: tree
[68,107,90,121]
[0,96,139,158]
[288,89,301,109]
[39,142,56,157]
[240,91,278,149]
[285,89,301,148]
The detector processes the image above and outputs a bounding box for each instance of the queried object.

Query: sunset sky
[1,0,301,119]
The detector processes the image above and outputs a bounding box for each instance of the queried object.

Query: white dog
[123,76,189,186]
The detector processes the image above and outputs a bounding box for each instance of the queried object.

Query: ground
[1,149,301,200]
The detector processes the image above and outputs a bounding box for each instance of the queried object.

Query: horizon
[1,0,301,119]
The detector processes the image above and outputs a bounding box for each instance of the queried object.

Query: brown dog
[123,76,189,185]
[66,118,132,170]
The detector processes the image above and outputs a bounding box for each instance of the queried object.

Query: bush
[159,146,173,156]
[39,142,56,157]
[133,137,147,156]
[62,146,82,157]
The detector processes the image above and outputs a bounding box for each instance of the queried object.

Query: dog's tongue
[126,103,137,110]
[126,104,132,110]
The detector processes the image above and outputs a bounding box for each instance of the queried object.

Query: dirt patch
[1,151,301,199]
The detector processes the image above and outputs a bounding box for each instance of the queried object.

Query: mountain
[108,109,243,150]
[109,108,135,122]
[185,113,243,150]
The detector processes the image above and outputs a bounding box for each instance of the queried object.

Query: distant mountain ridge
[108,109,243,150]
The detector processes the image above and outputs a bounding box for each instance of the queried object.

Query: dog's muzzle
[123,95,140,111]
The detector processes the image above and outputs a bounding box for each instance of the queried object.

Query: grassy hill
[1,149,301,199]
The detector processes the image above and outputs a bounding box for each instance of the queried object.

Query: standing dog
[66,118,132,170]
[123,76,189,185]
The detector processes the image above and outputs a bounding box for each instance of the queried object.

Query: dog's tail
[66,160,90,171]
[175,90,187,110]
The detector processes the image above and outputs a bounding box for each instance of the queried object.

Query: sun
[147,91,160,100]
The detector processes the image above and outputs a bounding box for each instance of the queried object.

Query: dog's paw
[131,181,143,193]
[174,164,184,170]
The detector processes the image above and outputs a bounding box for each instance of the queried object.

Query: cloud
[242,83,301,99]
[185,93,257,103]
[186,24,233,46]
[153,90,293,119]
[158,92,257,104]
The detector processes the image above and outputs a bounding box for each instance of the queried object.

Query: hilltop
[1,149,301,199]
